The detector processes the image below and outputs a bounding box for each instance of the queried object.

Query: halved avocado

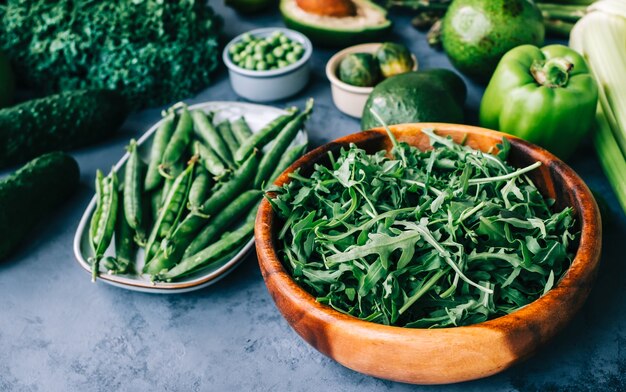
[280,0,392,47]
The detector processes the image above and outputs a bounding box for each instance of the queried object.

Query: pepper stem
[530,58,574,88]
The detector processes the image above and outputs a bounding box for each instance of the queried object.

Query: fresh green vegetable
[0,152,79,261]
[229,31,304,71]
[183,190,261,259]
[157,216,256,281]
[160,106,193,178]
[0,1,222,108]
[143,151,261,276]
[123,140,144,234]
[150,188,163,225]
[254,99,314,188]
[375,42,414,78]
[188,168,212,213]
[217,121,240,157]
[441,0,545,81]
[269,143,308,184]
[0,89,128,169]
[115,190,135,274]
[90,170,119,282]
[192,110,234,166]
[144,159,196,263]
[145,111,176,192]
[361,69,466,129]
[88,100,310,280]
[235,107,299,163]
[480,44,598,160]
[570,0,626,214]
[231,117,254,144]
[268,128,577,328]
[338,53,381,87]
[194,141,228,179]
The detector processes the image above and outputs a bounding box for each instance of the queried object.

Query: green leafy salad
[268,128,578,328]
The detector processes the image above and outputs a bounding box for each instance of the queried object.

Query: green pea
[277,60,289,68]
[241,33,253,42]
[281,43,291,51]
[279,35,289,44]
[285,52,298,64]
[254,44,266,54]
[253,52,264,61]
[256,61,267,71]
[270,65,278,70]
[232,53,241,63]
[272,47,285,58]
[265,53,276,64]
[292,44,304,55]
[245,57,255,70]
[272,30,282,38]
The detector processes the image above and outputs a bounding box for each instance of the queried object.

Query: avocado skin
[361,69,467,130]
[280,0,392,47]
[0,89,128,168]
[0,152,79,261]
[441,0,544,82]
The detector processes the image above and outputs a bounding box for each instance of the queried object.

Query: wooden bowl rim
[255,122,602,339]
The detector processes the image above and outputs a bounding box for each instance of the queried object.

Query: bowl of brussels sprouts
[223,27,313,102]
[326,42,417,118]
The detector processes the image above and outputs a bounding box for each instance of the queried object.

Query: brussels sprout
[338,53,380,87]
[375,42,414,78]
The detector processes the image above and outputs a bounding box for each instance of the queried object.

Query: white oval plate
[73,101,307,293]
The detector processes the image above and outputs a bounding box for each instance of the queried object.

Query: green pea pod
[90,169,119,282]
[188,167,212,211]
[217,120,239,157]
[183,190,261,258]
[157,218,255,281]
[89,170,105,246]
[144,159,196,263]
[234,106,298,163]
[115,189,136,274]
[191,110,233,166]
[254,99,313,188]
[145,110,175,191]
[150,188,163,224]
[102,256,119,272]
[231,116,253,144]
[160,106,193,177]
[194,141,227,178]
[124,139,143,231]
[144,152,260,275]
[160,159,185,206]
[268,142,307,184]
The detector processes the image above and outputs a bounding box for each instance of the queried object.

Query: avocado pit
[296,0,356,17]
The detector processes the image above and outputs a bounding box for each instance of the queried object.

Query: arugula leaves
[269,129,577,328]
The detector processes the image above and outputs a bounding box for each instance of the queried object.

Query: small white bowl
[326,43,418,118]
[223,27,312,102]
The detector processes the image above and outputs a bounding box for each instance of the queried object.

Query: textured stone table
[1,3,624,391]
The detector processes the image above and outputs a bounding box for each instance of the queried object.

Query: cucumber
[0,89,128,168]
[0,152,80,260]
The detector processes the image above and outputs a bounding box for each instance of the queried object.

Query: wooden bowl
[255,123,602,384]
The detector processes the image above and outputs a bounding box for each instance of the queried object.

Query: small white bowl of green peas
[223,27,312,102]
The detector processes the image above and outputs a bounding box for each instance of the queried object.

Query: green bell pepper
[479,44,598,160]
